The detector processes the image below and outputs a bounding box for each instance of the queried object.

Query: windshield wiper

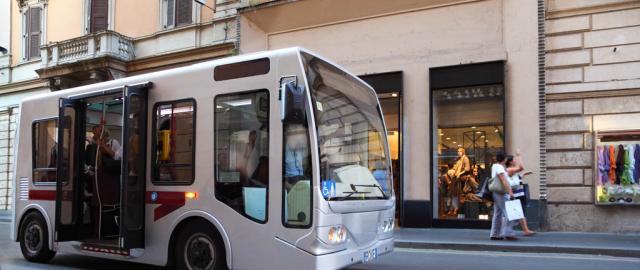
[351,184,388,199]
[334,184,387,201]
[334,184,371,201]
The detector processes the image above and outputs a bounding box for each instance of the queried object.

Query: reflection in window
[32,119,57,183]
[303,53,391,201]
[215,91,269,223]
[432,84,504,220]
[153,100,195,184]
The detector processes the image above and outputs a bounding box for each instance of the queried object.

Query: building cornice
[0,78,46,94]
[128,42,235,73]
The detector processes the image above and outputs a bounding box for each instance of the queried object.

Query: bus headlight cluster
[380,218,394,233]
[327,225,348,244]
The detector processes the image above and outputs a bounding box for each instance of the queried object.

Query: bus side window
[152,100,195,185]
[214,90,269,223]
[32,119,57,184]
[283,123,312,227]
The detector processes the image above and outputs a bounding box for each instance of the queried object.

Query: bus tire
[175,220,226,270]
[19,211,56,263]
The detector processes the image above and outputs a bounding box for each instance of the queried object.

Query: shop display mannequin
[448,148,471,215]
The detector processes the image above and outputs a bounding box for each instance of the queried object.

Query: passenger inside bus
[84,97,124,240]
[284,124,310,186]
[214,92,269,222]
[85,124,122,239]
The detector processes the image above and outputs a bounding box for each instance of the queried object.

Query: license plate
[363,248,378,263]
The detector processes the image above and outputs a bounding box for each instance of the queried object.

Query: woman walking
[506,153,536,236]
[490,152,519,240]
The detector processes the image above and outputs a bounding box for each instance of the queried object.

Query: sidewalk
[395,228,640,258]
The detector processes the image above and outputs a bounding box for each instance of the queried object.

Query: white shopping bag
[505,199,524,221]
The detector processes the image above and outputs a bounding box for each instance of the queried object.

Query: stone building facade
[545,0,640,232]
[238,0,544,230]
[1,0,639,232]
[0,0,238,210]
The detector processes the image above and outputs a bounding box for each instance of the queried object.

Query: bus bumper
[316,237,394,270]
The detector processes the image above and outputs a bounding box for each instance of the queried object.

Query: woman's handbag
[488,175,508,194]
[476,177,493,201]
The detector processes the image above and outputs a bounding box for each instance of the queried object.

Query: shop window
[594,130,640,205]
[162,0,194,29]
[152,100,195,185]
[432,84,505,221]
[214,91,269,223]
[32,119,57,184]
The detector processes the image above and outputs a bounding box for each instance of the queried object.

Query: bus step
[81,244,130,256]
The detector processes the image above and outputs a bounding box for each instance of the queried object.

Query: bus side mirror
[281,81,306,124]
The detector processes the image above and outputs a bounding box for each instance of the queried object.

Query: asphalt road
[2,222,639,270]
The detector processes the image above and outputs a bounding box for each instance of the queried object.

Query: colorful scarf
[621,145,634,185]
[609,145,616,184]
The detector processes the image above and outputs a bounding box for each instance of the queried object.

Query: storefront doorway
[430,62,505,228]
[360,72,403,225]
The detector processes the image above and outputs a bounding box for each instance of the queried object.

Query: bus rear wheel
[175,220,226,270]
[19,212,56,263]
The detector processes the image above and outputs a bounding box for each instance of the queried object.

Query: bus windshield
[302,52,392,200]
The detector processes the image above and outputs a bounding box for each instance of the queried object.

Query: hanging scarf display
[628,144,636,184]
[621,145,634,185]
[603,146,610,185]
[616,144,625,185]
[597,146,606,186]
[635,144,640,184]
[609,145,616,184]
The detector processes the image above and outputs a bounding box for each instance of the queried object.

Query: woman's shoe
[490,237,503,240]
[523,231,536,236]
[505,236,518,241]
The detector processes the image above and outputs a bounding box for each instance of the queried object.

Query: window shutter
[28,7,42,59]
[165,0,175,28]
[22,10,28,60]
[176,0,192,26]
[91,0,108,32]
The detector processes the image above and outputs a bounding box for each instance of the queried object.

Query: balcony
[36,31,134,89]
[41,30,134,68]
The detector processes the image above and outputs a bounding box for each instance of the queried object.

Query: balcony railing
[41,30,134,68]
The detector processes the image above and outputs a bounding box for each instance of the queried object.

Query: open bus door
[119,83,149,249]
[55,98,86,241]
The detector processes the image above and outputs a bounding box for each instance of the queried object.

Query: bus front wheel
[175,220,226,270]
[19,211,56,263]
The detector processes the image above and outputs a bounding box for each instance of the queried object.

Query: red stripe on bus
[146,191,185,221]
[29,190,56,201]
[153,204,183,221]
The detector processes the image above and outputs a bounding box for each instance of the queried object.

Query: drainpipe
[537,0,549,231]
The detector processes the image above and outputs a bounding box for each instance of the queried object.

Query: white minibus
[12,47,395,270]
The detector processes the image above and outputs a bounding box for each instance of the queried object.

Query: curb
[395,241,640,258]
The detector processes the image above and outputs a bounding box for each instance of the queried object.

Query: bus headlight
[327,225,348,245]
[380,217,394,233]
